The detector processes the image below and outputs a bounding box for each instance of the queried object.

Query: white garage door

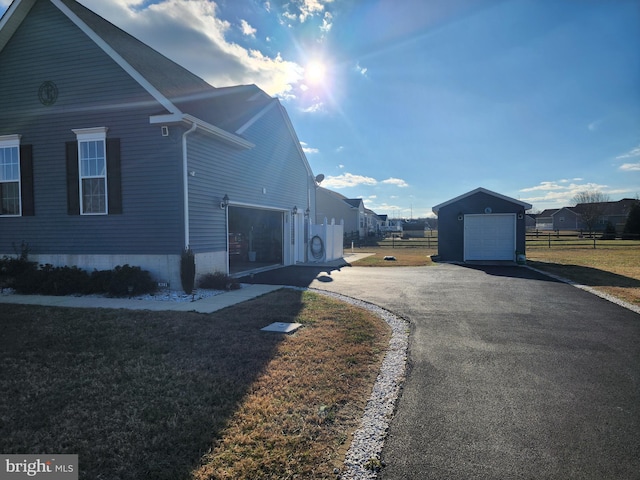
[464,214,516,261]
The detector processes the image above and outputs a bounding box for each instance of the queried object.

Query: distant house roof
[344,199,364,208]
[538,209,559,218]
[432,187,532,214]
[574,198,638,217]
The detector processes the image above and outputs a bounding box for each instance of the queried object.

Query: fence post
[593,237,596,249]
[548,233,551,248]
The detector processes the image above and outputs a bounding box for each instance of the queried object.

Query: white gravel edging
[304,288,409,480]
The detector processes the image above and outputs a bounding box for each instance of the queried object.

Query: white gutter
[150,113,254,150]
[182,121,197,248]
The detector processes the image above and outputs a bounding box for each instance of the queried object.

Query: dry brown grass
[0,289,390,479]
[349,246,438,267]
[526,243,640,306]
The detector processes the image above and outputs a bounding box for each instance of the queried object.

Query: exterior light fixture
[220,194,229,209]
[292,206,298,215]
[305,207,310,218]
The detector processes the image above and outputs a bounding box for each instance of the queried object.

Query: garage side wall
[437,192,527,262]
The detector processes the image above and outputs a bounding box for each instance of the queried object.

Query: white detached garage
[433,188,532,263]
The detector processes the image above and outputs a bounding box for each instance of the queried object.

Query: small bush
[198,271,240,291]
[108,265,156,297]
[180,248,196,295]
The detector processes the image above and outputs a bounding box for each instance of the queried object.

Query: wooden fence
[526,231,639,249]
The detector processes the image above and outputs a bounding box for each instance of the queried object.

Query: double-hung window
[73,127,108,215]
[0,135,21,216]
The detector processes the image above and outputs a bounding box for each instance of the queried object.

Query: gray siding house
[0,0,315,286]
[433,187,532,262]
[315,187,366,239]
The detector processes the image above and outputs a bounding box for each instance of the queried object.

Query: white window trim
[0,134,22,217]
[73,127,108,215]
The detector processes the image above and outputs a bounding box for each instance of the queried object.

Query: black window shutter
[20,145,35,216]
[106,138,122,214]
[66,141,80,215]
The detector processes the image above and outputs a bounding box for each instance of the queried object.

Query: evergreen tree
[623,201,640,235]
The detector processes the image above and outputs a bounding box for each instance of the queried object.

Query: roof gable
[1,0,269,148]
[432,187,532,214]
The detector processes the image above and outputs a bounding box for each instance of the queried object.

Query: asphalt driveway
[244,263,640,479]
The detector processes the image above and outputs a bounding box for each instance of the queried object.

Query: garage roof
[432,187,532,214]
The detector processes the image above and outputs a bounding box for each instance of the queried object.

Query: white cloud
[302,101,324,113]
[300,141,319,154]
[620,162,640,171]
[355,62,368,76]
[323,173,377,188]
[382,177,409,188]
[297,0,332,22]
[520,180,612,207]
[519,181,565,192]
[616,146,640,159]
[239,19,256,37]
[338,163,344,169]
[77,0,303,97]
[320,12,333,32]
[264,1,271,13]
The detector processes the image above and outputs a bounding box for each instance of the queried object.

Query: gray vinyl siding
[316,190,358,234]
[0,0,184,257]
[187,103,312,252]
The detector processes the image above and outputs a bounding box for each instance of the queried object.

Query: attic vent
[161,126,169,137]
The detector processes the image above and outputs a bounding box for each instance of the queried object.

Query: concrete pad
[260,322,303,333]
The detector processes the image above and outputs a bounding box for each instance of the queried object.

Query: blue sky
[2,0,639,217]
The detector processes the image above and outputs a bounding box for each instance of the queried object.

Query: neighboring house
[535,199,637,233]
[535,209,559,230]
[315,187,366,239]
[0,0,316,286]
[552,207,583,231]
[574,198,638,232]
[525,214,537,230]
[379,215,403,234]
[432,187,532,262]
[364,207,383,236]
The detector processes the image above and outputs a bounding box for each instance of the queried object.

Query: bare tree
[572,190,610,235]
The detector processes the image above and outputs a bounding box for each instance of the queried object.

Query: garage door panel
[464,214,515,261]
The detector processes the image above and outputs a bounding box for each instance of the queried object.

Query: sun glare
[305,60,326,85]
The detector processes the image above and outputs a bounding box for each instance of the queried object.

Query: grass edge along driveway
[0,289,391,479]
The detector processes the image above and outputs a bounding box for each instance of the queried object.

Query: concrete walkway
[0,283,283,314]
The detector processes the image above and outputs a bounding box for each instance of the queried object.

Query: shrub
[600,221,617,240]
[108,265,156,297]
[198,272,241,291]
[11,263,156,297]
[0,256,37,289]
[180,248,196,295]
[89,269,114,294]
[14,264,91,295]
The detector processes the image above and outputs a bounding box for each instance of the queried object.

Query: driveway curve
[245,263,640,479]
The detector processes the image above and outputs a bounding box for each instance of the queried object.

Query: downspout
[182,121,198,248]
